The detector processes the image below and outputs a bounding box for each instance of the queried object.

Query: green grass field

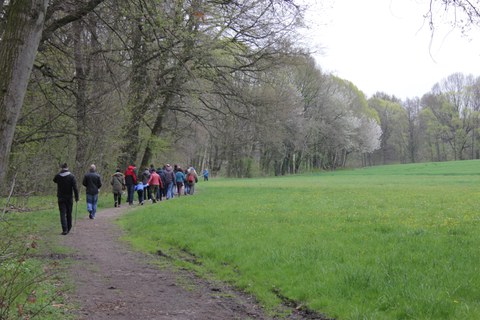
[117,160,480,319]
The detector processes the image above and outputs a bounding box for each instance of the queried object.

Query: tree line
[1,0,480,196]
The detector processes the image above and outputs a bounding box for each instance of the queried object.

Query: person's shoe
[89,214,93,219]
[118,204,121,208]
[114,202,117,207]
[61,231,68,235]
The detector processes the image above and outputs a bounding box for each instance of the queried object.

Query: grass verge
[117,160,480,319]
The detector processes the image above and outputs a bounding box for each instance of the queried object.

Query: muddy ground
[60,204,329,320]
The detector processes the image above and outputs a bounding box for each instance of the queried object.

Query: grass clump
[117,160,480,319]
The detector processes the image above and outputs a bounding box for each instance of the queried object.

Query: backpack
[187,174,195,183]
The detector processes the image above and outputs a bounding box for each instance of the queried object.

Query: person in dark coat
[164,164,176,199]
[82,164,102,219]
[53,163,79,235]
[157,167,167,201]
[141,168,151,202]
[124,165,137,205]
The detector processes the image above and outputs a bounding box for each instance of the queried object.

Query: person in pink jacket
[148,170,162,203]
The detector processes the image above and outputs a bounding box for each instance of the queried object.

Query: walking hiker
[157,167,167,201]
[111,168,125,207]
[141,168,151,202]
[186,167,198,195]
[148,170,162,203]
[83,164,102,219]
[53,163,79,235]
[125,165,137,205]
[202,168,209,181]
[175,167,185,196]
[135,181,145,205]
[164,164,176,199]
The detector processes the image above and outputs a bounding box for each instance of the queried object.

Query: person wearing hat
[82,164,102,219]
[53,163,79,235]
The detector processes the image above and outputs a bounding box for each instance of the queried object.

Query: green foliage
[0,203,75,319]
[118,160,480,319]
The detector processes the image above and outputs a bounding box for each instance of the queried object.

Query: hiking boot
[114,202,117,207]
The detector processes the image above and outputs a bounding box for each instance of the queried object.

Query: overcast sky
[300,0,480,100]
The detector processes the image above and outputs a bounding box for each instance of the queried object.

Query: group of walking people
[53,162,204,235]
[53,163,102,235]
[113,164,200,207]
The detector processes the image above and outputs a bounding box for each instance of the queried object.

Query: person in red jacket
[124,165,137,205]
[148,170,162,203]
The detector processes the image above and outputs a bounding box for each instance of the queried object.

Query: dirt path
[61,204,317,320]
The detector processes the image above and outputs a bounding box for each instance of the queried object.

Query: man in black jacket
[82,164,102,219]
[53,163,79,235]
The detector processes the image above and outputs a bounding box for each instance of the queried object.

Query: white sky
[300,0,480,100]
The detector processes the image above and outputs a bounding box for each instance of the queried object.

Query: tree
[403,98,422,163]
[369,94,408,164]
[426,0,480,36]
[0,0,107,190]
[421,73,477,160]
[0,0,49,189]
[113,0,304,170]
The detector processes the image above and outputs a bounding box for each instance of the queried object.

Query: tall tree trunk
[140,105,167,169]
[0,0,48,188]
[117,19,147,169]
[73,20,89,174]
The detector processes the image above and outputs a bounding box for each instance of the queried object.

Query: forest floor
[60,204,327,320]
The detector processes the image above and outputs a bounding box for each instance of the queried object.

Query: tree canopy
[1,0,480,193]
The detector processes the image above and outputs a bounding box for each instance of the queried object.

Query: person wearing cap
[82,164,102,219]
[53,163,79,235]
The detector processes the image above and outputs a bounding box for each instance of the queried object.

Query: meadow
[118,160,480,320]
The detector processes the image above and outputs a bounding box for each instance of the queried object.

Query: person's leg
[86,194,93,218]
[125,186,130,204]
[189,184,195,195]
[152,186,158,203]
[66,198,73,232]
[167,182,174,199]
[147,186,151,200]
[144,186,149,201]
[176,183,181,196]
[129,185,135,204]
[58,200,68,234]
[91,193,99,218]
[118,191,122,207]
